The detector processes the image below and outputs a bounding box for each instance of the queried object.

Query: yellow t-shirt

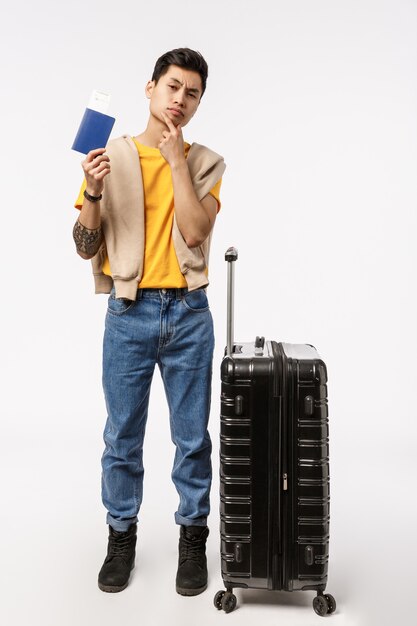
[75,138,222,288]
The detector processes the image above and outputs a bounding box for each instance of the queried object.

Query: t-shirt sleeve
[209,177,222,213]
[74,179,87,210]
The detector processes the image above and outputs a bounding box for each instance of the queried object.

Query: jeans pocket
[181,289,210,312]
[107,292,136,316]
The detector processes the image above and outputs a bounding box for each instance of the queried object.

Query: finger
[93,167,111,181]
[91,161,111,176]
[92,154,110,167]
[88,155,110,170]
[86,147,106,162]
[161,110,176,132]
[88,166,110,182]
[84,154,110,173]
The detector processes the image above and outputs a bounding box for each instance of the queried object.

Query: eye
[169,85,176,90]
[189,93,197,99]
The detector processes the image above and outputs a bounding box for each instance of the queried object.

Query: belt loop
[137,288,143,300]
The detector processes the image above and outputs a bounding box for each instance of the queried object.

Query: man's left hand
[159,111,186,167]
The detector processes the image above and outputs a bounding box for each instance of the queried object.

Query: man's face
[146,65,203,127]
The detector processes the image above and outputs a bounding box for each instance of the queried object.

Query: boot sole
[98,581,129,593]
[176,583,207,596]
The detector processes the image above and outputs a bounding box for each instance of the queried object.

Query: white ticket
[87,90,111,114]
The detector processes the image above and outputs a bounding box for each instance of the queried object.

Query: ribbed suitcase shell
[219,339,330,594]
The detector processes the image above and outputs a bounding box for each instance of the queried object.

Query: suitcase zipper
[271,341,285,590]
[273,341,289,590]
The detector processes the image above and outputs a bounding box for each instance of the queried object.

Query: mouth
[167,108,184,117]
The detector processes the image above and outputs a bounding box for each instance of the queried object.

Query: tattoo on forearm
[73,219,103,256]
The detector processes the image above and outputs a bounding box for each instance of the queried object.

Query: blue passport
[71,108,116,154]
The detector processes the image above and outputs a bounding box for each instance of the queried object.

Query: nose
[174,88,185,107]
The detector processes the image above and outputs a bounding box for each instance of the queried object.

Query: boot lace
[108,532,133,559]
[179,533,205,565]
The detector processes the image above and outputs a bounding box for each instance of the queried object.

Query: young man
[73,48,225,595]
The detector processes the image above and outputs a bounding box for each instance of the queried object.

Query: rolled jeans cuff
[175,512,208,527]
[107,513,138,532]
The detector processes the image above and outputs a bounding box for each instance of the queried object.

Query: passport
[71,108,116,155]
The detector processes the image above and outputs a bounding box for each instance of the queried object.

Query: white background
[1,1,416,625]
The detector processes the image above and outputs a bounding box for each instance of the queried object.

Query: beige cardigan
[90,135,226,300]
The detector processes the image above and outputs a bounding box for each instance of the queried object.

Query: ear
[145,80,155,99]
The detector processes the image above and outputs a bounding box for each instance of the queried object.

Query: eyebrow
[169,77,201,94]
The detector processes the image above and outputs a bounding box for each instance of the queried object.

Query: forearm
[170,161,212,247]
[73,203,103,259]
[78,195,101,229]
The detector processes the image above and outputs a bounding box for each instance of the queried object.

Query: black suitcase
[214,247,336,617]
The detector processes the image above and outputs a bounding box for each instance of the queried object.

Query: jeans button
[162,288,167,294]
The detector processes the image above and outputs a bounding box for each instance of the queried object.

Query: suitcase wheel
[324,594,337,614]
[213,590,225,610]
[214,590,237,613]
[313,593,337,616]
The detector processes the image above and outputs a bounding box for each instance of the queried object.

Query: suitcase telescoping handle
[225,246,238,356]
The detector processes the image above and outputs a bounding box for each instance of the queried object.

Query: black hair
[151,48,208,98]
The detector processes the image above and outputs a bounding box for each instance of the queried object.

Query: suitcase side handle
[225,247,238,356]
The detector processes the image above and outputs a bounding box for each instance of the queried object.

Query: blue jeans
[101,287,214,532]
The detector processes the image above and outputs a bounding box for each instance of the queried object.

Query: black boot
[98,523,137,592]
[176,525,209,596]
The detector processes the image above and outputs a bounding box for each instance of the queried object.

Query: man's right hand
[82,147,111,196]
